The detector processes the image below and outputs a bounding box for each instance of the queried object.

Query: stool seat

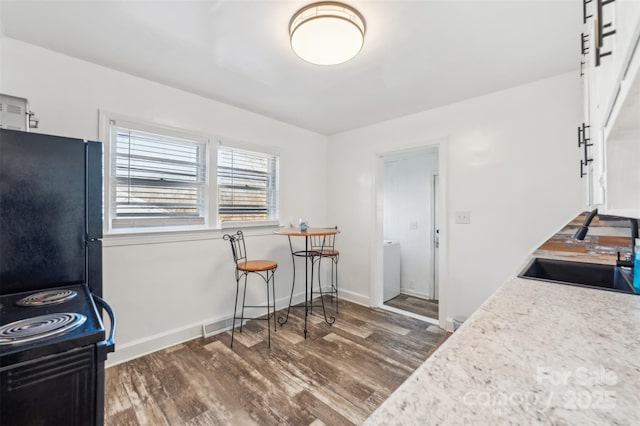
[315,248,339,257]
[238,260,278,272]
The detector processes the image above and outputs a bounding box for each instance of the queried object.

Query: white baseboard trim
[399,288,434,300]
[380,304,439,325]
[106,322,202,367]
[106,291,306,367]
[337,288,371,306]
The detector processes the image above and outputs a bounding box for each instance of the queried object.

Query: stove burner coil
[0,313,86,345]
[15,289,78,307]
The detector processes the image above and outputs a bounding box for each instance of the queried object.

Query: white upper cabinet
[604,31,640,218]
[581,0,640,218]
[612,0,640,76]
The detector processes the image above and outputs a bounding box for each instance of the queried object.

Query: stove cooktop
[0,284,105,366]
[15,288,78,306]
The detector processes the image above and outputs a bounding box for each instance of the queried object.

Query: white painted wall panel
[328,72,585,324]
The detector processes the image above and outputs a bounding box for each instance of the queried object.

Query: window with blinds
[110,122,208,228]
[217,146,279,224]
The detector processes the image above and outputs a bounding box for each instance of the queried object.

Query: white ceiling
[0,0,582,135]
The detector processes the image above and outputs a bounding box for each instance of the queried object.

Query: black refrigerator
[0,128,115,426]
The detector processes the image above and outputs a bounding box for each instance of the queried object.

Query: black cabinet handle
[580,159,593,178]
[583,0,593,23]
[578,125,583,147]
[578,123,591,147]
[595,0,616,66]
[581,33,590,55]
[578,123,593,178]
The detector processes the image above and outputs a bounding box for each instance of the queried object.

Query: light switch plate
[455,211,471,224]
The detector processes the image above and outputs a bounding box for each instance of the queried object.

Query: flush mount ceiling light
[289,2,366,66]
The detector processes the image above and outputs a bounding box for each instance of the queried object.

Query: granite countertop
[365,277,640,425]
[365,215,640,425]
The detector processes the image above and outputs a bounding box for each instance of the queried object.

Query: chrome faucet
[573,208,638,268]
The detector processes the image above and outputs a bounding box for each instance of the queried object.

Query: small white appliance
[0,94,39,131]
[383,240,401,302]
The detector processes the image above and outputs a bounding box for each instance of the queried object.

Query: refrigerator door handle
[92,294,116,357]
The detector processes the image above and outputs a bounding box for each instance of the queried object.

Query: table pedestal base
[277,235,335,338]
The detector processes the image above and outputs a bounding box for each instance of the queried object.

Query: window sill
[103,223,281,247]
[219,219,280,229]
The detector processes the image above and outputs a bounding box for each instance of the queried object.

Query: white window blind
[110,123,208,228]
[217,146,279,224]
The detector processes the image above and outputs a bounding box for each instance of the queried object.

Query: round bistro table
[273,227,339,338]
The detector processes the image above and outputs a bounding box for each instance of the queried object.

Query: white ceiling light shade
[289,2,366,66]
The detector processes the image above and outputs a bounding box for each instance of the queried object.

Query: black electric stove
[0,284,105,366]
[0,283,115,426]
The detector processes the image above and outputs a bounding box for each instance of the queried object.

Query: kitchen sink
[519,258,637,295]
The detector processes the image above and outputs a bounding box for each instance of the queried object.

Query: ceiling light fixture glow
[289,2,366,66]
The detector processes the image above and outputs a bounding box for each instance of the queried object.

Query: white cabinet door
[584,0,640,207]
[613,0,640,80]
[601,0,640,218]
[585,45,607,206]
[592,1,619,121]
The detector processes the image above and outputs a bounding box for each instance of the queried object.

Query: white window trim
[216,139,280,229]
[219,219,280,229]
[99,110,214,235]
[98,111,281,244]
[102,226,280,247]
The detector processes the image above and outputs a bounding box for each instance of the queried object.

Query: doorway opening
[378,146,441,324]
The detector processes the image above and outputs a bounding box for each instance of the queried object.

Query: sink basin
[519,258,637,295]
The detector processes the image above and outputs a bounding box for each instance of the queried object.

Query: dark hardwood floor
[384,294,439,319]
[105,298,448,425]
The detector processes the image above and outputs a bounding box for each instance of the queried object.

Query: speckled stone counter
[364,277,640,425]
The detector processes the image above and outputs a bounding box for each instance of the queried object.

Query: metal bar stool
[223,230,277,348]
[310,227,340,314]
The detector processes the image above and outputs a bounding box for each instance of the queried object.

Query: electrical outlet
[409,221,418,230]
[409,280,415,289]
[455,211,471,224]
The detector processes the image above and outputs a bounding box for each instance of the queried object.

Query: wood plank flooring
[384,294,439,319]
[105,298,448,426]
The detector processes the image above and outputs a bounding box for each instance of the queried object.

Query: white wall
[383,149,439,299]
[0,38,328,364]
[328,72,585,324]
